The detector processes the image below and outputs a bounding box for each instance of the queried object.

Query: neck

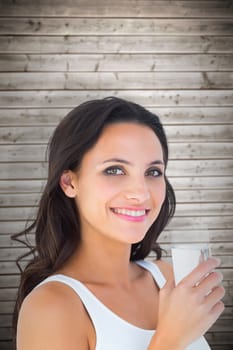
[61,232,137,287]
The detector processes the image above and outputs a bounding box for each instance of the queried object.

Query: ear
[59,171,77,198]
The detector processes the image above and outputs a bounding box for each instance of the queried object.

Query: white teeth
[113,208,146,217]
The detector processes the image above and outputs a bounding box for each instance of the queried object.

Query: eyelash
[145,168,163,177]
[104,166,125,176]
[103,166,163,177]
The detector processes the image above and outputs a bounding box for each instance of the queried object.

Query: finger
[196,271,223,296]
[208,300,225,323]
[179,258,220,288]
[205,286,225,309]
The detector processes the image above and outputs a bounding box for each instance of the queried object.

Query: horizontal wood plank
[211,346,233,350]
[1,36,233,54]
[0,1,232,18]
[1,256,233,275]
[0,289,17,302]
[166,216,233,230]
[159,230,233,244]
[1,202,232,221]
[1,215,232,231]
[0,107,233,126]
[206,332,233,344]
[1,143,233,162]
[0,91,232,108]
[160,243,233,257]
[1,54,233,72]
[1,160,233,179]
[1,72,233,90]
[2,229,233,248]
[1,190,233,206]
[0,328,12,341]
[2,227,233,244]
[0,315,12,327]
[0,18,233,36]
[0,342,13,350]
[1,125,233,144]
[0,268,232,289]
[1,176,233,194]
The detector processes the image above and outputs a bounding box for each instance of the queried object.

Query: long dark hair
[12,96,175,333]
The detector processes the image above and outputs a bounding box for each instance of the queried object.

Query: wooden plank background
[0,1,232,349]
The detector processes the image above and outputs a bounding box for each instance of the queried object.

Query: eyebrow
[102,158,164,166]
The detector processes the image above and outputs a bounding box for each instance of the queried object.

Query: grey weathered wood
[1,254,233,273]
[1,72,233,90]
[1,18,233,36]
[0,269,232,290]
[1,160,233,180]
[2,188,233,205]
[166,216,233,230]
[169,176,233,190]
[2,230,233,249]
[0,90,232,108]
[0,289,17,302]
[1,203,232,221]
[0,315,13,327]
[0,107,233,126]
[159,230,233,243]
[0,176,233,194]
[0,342,13,350]
[1,125,233,144]
[4,140,232,161]
[0,235,35,248]
[0,1,232,18]
[1,36,233,54]
[1,54,233,73]
[0,180,45,193]
[0,0,232,345]
[1,215,232,231]
[206,332,233,344]
[1,224,233,242]
[1,190,233,206]
[0,328,12,341]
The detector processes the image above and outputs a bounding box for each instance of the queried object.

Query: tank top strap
[135,260,166,289]
[36,274,104,316]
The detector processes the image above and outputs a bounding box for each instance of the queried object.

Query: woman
[13,97,224,350]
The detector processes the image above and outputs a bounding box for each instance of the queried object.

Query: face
[67,122,166,246]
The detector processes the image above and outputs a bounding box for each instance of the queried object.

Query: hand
[155,258,225,349]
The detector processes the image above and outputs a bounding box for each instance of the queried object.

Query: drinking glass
[171,243,210,285]
[171,244,211,350]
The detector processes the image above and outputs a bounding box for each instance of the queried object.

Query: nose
[124,177,150,203]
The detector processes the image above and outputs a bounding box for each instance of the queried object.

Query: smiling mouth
[111,208,149,217]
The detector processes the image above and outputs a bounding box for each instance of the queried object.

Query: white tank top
[37,260,210,350]
[36,260,163,350]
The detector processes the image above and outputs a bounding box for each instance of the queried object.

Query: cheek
[76,177,118,212]
[152,179,166,205]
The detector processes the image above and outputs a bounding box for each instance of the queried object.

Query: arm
[148,258,225,350]
[17,282,91,350]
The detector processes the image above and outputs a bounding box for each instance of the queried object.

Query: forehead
[84,122,164,162]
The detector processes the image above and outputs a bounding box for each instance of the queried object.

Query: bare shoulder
[153,259,174,282]
[17,280,91,350]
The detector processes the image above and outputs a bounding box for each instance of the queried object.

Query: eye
[104,166,125,176]
[145,167,163,177]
